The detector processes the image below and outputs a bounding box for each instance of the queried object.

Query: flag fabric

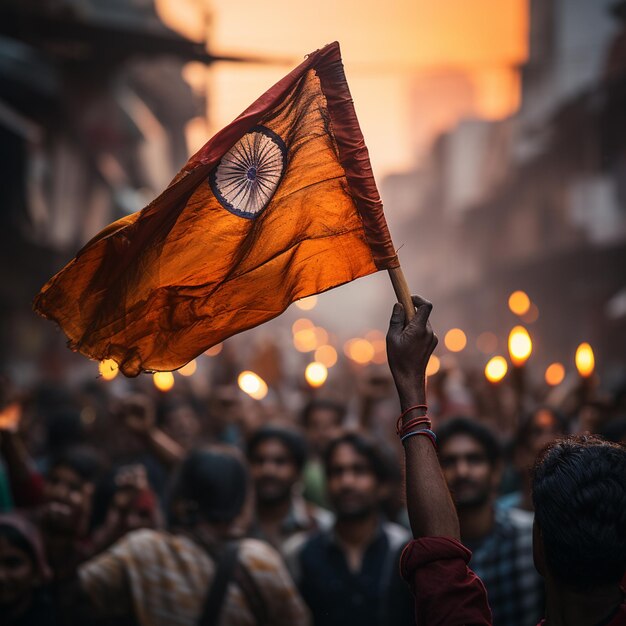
[34,42,399,377]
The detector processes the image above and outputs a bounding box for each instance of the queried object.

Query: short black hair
[301,399,346,428]
[532,435,626,590]
[247,426,308,472]
[170,447,248,524]
[436,417,501,466]
[49,445,103,483]
[46,408,84,451]
[323,432,394,483]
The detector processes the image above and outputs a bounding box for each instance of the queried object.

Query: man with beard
[247,425,332,555]
[285,431,414,626]
[437,418,544,626]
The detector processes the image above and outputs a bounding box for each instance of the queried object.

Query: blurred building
[0,0,216,376]
[383,0,626,377]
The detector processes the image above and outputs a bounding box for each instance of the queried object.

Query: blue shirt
[286,520,414,626]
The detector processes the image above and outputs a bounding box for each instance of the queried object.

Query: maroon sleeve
[400,536,492,626]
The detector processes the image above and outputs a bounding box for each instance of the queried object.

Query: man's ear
[533,518,547,577]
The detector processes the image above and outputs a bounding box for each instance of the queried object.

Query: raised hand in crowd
[119,394,184,466]
[387,295,492,625]
[386,294,459,540]
[90,463,162,552]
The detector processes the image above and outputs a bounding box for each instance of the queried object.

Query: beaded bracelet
[400,428,437,449]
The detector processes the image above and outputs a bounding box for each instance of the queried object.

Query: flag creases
[34,42,398,376]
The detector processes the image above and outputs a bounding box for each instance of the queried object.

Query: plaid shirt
[465,508,544,626]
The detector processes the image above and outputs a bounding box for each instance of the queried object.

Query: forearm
[397,379,460,540]
[146,427,185,466]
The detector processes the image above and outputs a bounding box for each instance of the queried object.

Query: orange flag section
[34,42,398,377]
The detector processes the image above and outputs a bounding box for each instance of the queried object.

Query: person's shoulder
[306,502,334,530]
[506,507,535,531]
[238,537,285,569]
[382,520,411,552]
[495,506,534,534]
[284,527,327,560]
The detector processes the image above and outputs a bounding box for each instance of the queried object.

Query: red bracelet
[397,416,431,437]
[396,405,428,434]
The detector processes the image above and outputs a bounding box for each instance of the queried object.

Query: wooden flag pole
[388,266,415,322]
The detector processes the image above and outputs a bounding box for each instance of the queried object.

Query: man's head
[532,435,626,591]
[0,514,49,609]
[437,418,501,510]
[301,399,345,455]
[514,408,565,470]
[247,426,307,506]
[324,432,391,520]
[169,447,248,527]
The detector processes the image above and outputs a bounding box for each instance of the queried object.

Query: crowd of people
[0,296,625,626]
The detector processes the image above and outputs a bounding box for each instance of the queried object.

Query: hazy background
[1,0,624,394]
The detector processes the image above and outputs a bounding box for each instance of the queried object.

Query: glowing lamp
[205,343,223,357]
[314,345,338,368]
[485,356,508,383]
[575,343,595,378]
[238,371,268,400]
[444,328,467,352]
[508,326,532,366]
[508,290,531,316]
[178,360,197,376]
[344,339,375,365]
[425,355,440,377]
[99,359,119,381]
[545,363,565,386]
[305,362,328,387]
[153,372,175,392]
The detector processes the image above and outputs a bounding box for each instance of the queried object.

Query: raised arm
[386,295,459,539]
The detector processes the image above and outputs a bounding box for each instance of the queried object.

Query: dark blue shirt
[289,521,414,626]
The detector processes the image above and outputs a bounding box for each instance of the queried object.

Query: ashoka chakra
[210,126,287,218]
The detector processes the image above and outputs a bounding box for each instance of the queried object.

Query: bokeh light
[444,328,467,352]
[293,327,318,352]
[508,290,531,316]
[575,343,595,378]
[508,326,532,366]
[521,303,539,324]
[485,356,508,383]
[476,332,498,354]
[98,359,119,381]
[305,361,328,387]
[238,371,268,400]
[204,343,223,357]
[153,372,175,392]
[545,362,565,386]
[371,339,387,364]
[314,344,338,368]
[292,318,313,334]
[425,355,440,377]
[295,295,318,310]
[313,326,329,346]
[178,360,197,376]
[344,338,375,364]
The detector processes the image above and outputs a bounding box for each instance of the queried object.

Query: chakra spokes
[210,126,287,218]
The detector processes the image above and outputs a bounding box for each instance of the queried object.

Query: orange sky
[157,0,528,178]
